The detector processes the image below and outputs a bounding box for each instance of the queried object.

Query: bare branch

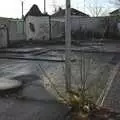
[87,0,109,16]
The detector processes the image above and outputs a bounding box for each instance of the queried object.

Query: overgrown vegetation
[36,56,98,119]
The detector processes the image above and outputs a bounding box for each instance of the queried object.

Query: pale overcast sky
[0,0,116,18]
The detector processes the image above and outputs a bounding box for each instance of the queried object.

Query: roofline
[51,8,89,17]
[110,8,120,14]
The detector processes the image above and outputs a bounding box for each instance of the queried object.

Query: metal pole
[21,1,24,34]
[44,0,46,13]
[84,0,85,12]
[65,0,71,91]
[22,1,24,19]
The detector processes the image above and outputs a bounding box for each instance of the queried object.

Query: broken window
[29,22,35,32]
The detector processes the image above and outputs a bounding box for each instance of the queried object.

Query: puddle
[12,74,41,84]
[0,79,22,96]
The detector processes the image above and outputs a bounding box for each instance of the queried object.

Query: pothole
[0,78,22,96]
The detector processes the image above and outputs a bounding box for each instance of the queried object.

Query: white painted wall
[0,18,26,47]
[25,16,50,40]
[51,18,65,39]
[9,20,26,42]
[0,28,7,48]
[0,18,9,48]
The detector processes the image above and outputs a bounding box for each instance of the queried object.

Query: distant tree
[52,0,58,12]
[52,0,64,13]
[87,0,109,17]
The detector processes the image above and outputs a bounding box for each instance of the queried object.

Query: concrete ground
[103,67,120,112]
[0,59,69,120]
[0,43,119,119]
